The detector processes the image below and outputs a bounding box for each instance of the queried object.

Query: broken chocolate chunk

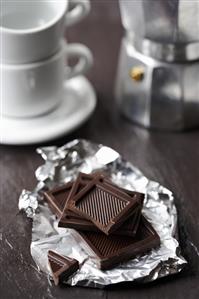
[48,250,79,285]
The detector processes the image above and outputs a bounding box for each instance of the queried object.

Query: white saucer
[1,76,96,145]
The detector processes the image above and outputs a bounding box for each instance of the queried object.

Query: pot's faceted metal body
[116,0,199,130]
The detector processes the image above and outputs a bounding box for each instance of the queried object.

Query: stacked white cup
[0,0,93,118]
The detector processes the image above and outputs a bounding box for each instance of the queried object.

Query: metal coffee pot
[116,0,199,130]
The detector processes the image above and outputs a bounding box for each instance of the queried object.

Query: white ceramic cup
[1,41,93,118]
[0,0,90,64]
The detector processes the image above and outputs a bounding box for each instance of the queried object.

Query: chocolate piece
[44,172,144,236]
[48,250,79,285]
[43,173,98,218]
[67,177,140,235]
[43,182,73,217]
[60,173,99,220]
[60,206,141,236]
[78,216,160,270]
[121,205,142,236]
[58,173,144,236]
[66,172,144,209]
[62,172,110,212]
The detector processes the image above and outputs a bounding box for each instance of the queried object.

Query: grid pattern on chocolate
[76,185,128,225]
[44,172,144,236]
[63,172,102,210]
[69,180,139,234]
[58,208,141,237]
[78,216,160,269]
[82,232,135,256]
[60,173,97,217]
[59,174,144,236]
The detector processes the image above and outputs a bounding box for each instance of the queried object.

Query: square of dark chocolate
[45,172,144,237]
[67,176,140,235]
[78,216,160,270]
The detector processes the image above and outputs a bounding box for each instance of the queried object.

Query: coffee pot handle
[65,43,93,79]
[65,0,90,27]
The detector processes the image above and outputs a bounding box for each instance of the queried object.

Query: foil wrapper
[18,139,187,288]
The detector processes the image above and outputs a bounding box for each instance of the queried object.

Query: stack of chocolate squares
[44,172,160,284]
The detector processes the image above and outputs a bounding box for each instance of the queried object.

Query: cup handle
[65,0,90,27]
[65,43,93,79]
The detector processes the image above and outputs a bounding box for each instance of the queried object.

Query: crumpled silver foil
[18,139,187,288]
